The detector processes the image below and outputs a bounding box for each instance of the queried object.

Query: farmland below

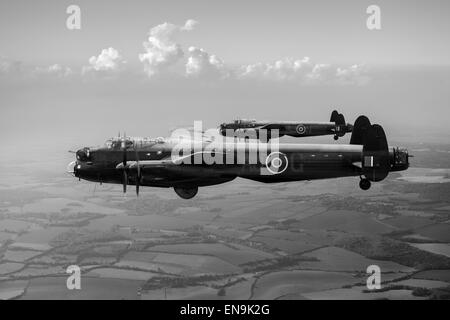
[0,142,450,300]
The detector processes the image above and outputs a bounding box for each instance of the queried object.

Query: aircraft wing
[115,151,227,170]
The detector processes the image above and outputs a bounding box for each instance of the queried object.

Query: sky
[0,0,449,153]
[1,0,449,66]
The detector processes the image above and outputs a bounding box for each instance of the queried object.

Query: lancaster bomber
[219,110,353,141]
[68,112,410,199]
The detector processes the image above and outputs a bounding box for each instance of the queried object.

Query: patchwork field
[302,246,415,273]
[303,288,423,300]
[142,286,218,300]
[0,280,28,300]
[0,262,24,275]
[86,268,159,281]
[2,250,41,262]
[1,149,450,299]
[413,270,450,282]
[147,243,274,265]
[21,277,143,300]
[409,243,450,258]
[7,198,124,215]
[117,251,240,276]
[414,224,450,242]
[251,270,358,299]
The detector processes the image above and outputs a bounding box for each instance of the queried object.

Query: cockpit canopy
[234,119,256,125]
[104,138,133,150]
[103,136,166,149]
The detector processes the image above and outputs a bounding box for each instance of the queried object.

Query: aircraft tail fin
[350,115,390,181]
[330,110,350,140]
[362,124,390,181]
[350,115,371,145]
[330,110,345,126]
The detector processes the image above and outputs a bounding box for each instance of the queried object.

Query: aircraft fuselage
[72,141,407,189]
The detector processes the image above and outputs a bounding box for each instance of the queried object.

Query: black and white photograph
[0,0,449,307]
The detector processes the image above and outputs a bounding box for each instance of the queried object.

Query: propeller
[121,136,128,193]
[118,133,142,196]
[119,134,142,196]
[135,147,141,196]
[122,170,128,193]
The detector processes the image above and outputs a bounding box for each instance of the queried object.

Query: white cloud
[238,57,369,85]
[239,57,312,81]
[82,47,126,74]
[185,46,228,79]
[181,19,198,31]
[34,64,72,77]
[336,64,370,86]
[305,63,334,83]
[139,20,198,78]
[1,19,369,86]
[137,20,369,85]
[0,57,24,75]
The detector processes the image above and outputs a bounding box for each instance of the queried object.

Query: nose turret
[76,147,91,162]
[70,147,96,180]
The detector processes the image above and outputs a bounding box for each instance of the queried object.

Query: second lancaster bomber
[219,110,353,141]
[68,111,410,199]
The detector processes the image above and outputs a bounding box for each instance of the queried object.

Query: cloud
[0,57,24,75]
[237,57,369,85]
[185,46,228,79]
[336,64,370,86]
[239,57,313,81]
[305,63,335,84]
[82,47,126,75]
[138,20,198,78]
[181,19,198,31]
[1,19,369,86]
[34,64,72,77]
[1,57,73,80]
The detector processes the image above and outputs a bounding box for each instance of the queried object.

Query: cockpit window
[104,136,165,149]
[104,139,127,149]
[104,140,113,149]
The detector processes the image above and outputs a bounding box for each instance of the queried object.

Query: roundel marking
[296,124,306,135]
[265,152,289,175]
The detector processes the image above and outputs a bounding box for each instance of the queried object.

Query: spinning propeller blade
[122,170,127,193]
[135,147,141,196]
[122,136,128,193]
